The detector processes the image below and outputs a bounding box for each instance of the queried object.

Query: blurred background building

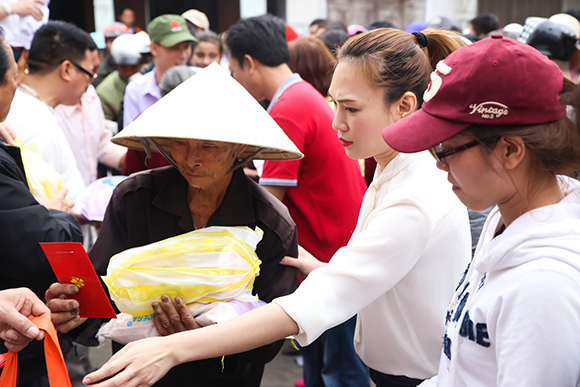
[50,0,580,39]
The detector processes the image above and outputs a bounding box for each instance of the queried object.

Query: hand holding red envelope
[40,243,116,319]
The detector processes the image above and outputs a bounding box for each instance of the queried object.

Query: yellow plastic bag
[14,140,63,200]
[102,226,263,317]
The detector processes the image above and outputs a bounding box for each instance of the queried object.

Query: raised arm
[83,302,298,386]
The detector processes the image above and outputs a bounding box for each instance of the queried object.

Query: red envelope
[41,242,116,319]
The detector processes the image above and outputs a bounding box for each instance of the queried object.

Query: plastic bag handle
[0,316,72,387]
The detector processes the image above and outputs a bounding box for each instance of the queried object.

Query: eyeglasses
[69,60,97,80]
[429,140,480,166]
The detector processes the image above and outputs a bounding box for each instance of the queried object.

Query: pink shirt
[55,85,126,186]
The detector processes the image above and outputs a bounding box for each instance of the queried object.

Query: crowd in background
[0,1,579,387]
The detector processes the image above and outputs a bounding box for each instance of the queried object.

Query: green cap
[147,14,197,47]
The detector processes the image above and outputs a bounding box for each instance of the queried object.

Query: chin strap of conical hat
[139,137,179,169]
[140,137,266,175]
[226,148,266,175]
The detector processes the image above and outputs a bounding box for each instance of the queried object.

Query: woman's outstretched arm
[83,302,299,387]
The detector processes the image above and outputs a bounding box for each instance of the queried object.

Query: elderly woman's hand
[45,283,86,333]
[153,295,200,336]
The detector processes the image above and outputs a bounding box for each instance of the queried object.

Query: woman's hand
[279,245,327,278]
[0,123,17,145]
[36,188,74,212]
[0,288,49,352]
[152,295,200,336]
[45,283,86,333]
[83,336,177,387]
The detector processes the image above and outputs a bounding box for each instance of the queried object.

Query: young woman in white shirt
[77,28,472,387]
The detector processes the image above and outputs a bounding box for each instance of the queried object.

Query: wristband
[2,3,11,15]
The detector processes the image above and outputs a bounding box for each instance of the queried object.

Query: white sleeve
[274,196,433,345]
[418,376,438,387]
[491,260,580,386]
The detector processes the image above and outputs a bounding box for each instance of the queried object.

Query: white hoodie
[423,176,580,387]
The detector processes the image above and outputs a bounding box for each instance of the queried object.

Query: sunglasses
[429,140,480,166]
[70,60,98,80]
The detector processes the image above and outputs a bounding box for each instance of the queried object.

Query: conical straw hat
[112,62,303,161]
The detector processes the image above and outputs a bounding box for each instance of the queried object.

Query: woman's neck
[374,149,399,170]
[498,176,564,228]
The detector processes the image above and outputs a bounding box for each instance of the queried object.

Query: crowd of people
[0,2,579,387]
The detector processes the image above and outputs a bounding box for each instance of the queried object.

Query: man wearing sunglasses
[4,20,98,202]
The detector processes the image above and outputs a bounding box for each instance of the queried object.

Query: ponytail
[421,29,466,71]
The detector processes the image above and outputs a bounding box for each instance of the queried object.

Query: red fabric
[262,81,366,264]
[285,23,299,41]
[121,149,171,175]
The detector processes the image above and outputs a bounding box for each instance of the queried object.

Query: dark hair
[0,29,11,85]
[27,21,97,74]
[336,28,465,108]
[119,7,135,15]
[318,29,350,54]
[465,118,580,180]
[470,13,500,36]
[324,20,348,33]
[310,18,326,27]
[226,14,289,68]
[195,31,223,56]
[160,65,196,96]
[288,37,333,96]
[368,20,397,30]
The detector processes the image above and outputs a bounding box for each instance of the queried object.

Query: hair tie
[412,31,428,48]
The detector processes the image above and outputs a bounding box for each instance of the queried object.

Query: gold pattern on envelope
[71,277,85,288]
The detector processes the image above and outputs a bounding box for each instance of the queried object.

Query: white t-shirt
[5,88,85,200]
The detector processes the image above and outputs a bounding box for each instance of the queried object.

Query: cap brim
[381,108,470,153]
[158,31,197,47]
[114,57,142,65]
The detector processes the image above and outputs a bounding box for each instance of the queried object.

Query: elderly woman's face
[170,138,240,189]
[0,43,18,122]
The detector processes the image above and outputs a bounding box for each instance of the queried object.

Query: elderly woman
[46,63,303,387]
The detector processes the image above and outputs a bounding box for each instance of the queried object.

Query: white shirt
[0,0,50,49]
[275,151,471,379]
[5,88,85,200]
[54,85,126,186]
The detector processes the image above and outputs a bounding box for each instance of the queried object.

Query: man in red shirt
[226,15,369,387]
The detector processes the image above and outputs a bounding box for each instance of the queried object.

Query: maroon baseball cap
[381,34,567,153]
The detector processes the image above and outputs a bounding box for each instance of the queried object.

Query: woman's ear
[496,136,526,170]
[395,91,417,120]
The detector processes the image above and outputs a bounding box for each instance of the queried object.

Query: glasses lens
[431,144,445,166]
